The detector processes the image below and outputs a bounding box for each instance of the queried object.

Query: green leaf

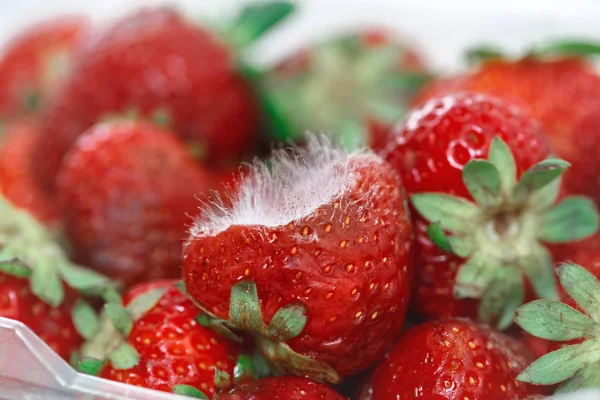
[172,385,209,399]
[515,299,596,341]
[59,264,111,291]
[521,245,559,301]
[454,252,494,299]
[230,280,266,332]
[517,341,596,385]
[72,300,100,340]
[514,158,570,202]
[411,194,479,234]
[555,365,600,394]
[557,263,600,321]
[108,342,139,370]
[228,2,295,48]
[462,160,501,206]
[533,40,600,58]
[30,264,64,307]
[465,46,506,65]
[266,303,307,341]
[540,196,599,243]
[126,287,165,320]
[426,222,454,254]
[104,303,134,337]
[0,259,32,278]
[77,357,104,376]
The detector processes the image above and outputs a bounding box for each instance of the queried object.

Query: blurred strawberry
[415,44,600,204]
[216,376,346,399]
[0,119,58,225]
[0,16,88,118]
[260,29,430,150]
[57,120,215,288]
[34,3,294,193]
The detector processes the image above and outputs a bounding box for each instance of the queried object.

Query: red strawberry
[215,376,346,400]
[414,54,600,205]
[182,137,413,382]
[34,4,293,193]
[260,29,430,150]
[0,119,58,225]
[79,281,257,397]
[514,262,600,393]
[360,318,543,399]
[56,120,215,287]
[382,93,599,328]
[0,195,113,361]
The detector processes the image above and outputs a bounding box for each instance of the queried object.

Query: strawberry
[514,262,600,394]
[360,318,543,399]
[0,195,114,360]
[0,16,88,118]
[0,119,58,225]
[382,93,599,328]
[56,120,216,288]
[414,51,600,205]
[34,4,294,193]
[215,376,346,399]
[182,137,413,383]
[78,281,259,398]
[260,29,430,150]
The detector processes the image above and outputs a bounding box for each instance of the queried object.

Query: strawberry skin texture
[183,156,413,378]
[365,319,542,400]
[36,8,259,192]
[0,119,59,225]
[216,376,346,400]
[414,57,600,204]
[57,121,214,287]
[0,273,81,360]
[382,94,551,320]
[100,284,243,396]
[0,16,88,118]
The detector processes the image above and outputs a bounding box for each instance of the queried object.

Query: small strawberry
[35,4,294,193]
[360,318,543,399]
[0,119,58,225]
[514,262,600,394]
[382,93,599,328]
[0,195,114,360]
[414,45,600,205]
[182,136,413,383]
[78,281,260,398]
[57,120,216,288]
[261,29,430,150]
[215,376,346,400]
[0,16,88,118]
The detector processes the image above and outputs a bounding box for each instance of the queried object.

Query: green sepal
[108,342,140,370]
[382,71,434,92]
[58,264,112,292]
[454,251,494,299]
[227,2,295,49]
[410,193,479,233]
[517,340,598,385]
[195,313,244,343]
[478,267,523,328]
[514,299,596,341]
[215,368,232,389]
[448,236,475,258]
[557,263,600,321]
[528,176,561,212]
[513,158,570,203]
[0,258,32,277]
[464,46,506,64]
[521,245,559,301]
[337,120,369,150]
[172,385,209,399]
[427,222,455,254]
[555,366,600,395]
[126,287,165,320]
[539,196,599,243]
[266,304,307,342]
[531,40,600,58]
[251,348,272,380]
[104,303,134,337]
[72,300,100,341]
[461,160,501,207]
[77,357,104,376]
[30,263,64,307]
[488,137,517,194]
[233,354,257,382]
[230,280,267,332]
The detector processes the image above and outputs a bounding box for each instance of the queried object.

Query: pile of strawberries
[2,3,600,399]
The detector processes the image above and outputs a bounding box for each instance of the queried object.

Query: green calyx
[515,263,600,393]
[260,33,432,148]
[411,137,599,329]
[0,197,116,333]
[79,288,165,373]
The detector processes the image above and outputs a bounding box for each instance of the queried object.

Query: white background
[1,0,600,72]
